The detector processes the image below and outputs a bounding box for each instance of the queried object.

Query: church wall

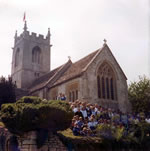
[48,78,81,101]
[31,89,44,98]
[11,40,24,88]
[48,87,58,100]
[12,71,22,88]
[82,46,129,113]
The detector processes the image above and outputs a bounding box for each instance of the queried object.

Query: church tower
[11,21,51,89]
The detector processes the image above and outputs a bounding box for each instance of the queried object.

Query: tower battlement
[14,21,50,45]
[15,31,50,45]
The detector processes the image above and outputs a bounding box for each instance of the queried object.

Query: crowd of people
[69,100,150,137]
[57,93,66,101]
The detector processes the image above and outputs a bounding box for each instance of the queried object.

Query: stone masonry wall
[18,131,67,151]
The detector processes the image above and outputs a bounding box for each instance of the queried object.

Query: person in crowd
[146,116,150,124]
[70,119,76,130]
[77,117,84,129]
[121,112,128,127]
[61,94,66,101]
[72,123,80,136]
[71,104,78,113]
[81,106,87,119]
[91,106,97,116]
[80,127,87,136]
[57,93,62,100]
[75,108,84,119]
[86,104,92,118]
[88,117,98,130]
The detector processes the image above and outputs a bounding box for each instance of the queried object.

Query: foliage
[128,75,150,113]
[0,76,16,108]
[96,124,124,141]
[58,121,150,151]
[58,129,103,151]
[96,124,113,139]
[17,96,42,104]
[127,121,150,148]
[0,96,74,135]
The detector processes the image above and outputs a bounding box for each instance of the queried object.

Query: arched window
[97,76,101,98]
[106,78,110,99]
[97,62,117,100]
[102,77,105,99]
[32,46,41,64]
[110,78,114,100]
[72,91,75,102]
[76,90,78,100]
[15,48,20,67]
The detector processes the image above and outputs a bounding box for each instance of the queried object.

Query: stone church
[11,22,130,113]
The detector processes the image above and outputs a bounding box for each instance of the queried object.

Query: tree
[0,96,74,135]
[128,75,150,113]
[0,76,16,108]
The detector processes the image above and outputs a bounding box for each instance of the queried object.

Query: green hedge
[0,96,74,135]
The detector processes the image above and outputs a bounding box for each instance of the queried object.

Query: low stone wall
[18,131,67,151]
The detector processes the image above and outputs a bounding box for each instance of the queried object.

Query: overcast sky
[0,0,149,83]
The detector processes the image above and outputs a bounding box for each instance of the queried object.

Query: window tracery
[97,62,117,100]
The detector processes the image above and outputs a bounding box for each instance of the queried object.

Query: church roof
[29,44,127,93]
[29,48,100,93]
[52,49,100,87]
[29,66,62,91]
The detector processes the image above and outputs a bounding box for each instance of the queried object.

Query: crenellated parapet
[14,21,51,46]
[15,31,50,46]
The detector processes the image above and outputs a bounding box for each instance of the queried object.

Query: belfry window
[97,62,117,100]
[15,48,20,67]
[32,46,41,64]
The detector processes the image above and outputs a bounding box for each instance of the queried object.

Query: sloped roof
[29,66,62,91]
[29,44,127,93]
[52,49,100,86]
[29,48,100,93]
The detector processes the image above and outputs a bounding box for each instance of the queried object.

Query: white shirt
[73,107,78,113]
[81,110,87,118]
[146,118,150,123]
[88,121,98,128]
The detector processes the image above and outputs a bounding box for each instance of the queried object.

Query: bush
[96,124,124,141]
[128,75,150,113]
[17,96,42,104]
[0,76,16,108]
[0,96,74,135]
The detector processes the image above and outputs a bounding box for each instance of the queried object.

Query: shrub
[0,76,16,108]
[128,75,150,113]
[17,96,42,104]
[0,96,74,135]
